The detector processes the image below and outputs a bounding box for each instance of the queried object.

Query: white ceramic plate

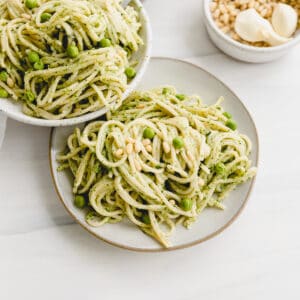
[0,0,151,127]
[50,57,259,252]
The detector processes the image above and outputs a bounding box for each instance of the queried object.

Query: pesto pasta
[57,87,257,247]
[0,0,143,119]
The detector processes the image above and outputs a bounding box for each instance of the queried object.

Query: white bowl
[50,57,259,252]
[203,0,300,63]
[0,0,152,127]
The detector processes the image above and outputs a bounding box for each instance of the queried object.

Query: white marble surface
[1,0,300,299]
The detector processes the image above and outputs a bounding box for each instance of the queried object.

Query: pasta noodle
[0,0,143,119]
[57,87,257,247]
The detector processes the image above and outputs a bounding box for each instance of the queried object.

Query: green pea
[215,162,226,175]
[0,71,8,82]
[173,137,184,149]
[25,0,38,9]
[41,13,52,23]
[180,198,193,211]
[125,67,136,79]
[33,61,44,70]
[74,195,86,209]
[226,119,237,130]
[28,51,40,63]
[67,45,79,58]
[99,38,112,48]
[0,88,8,98]
[143,127,155,139]
[223,111,232,119]
[162,87,170,95]
[141,213,150,225]
[24,91,35,102]
[176,94,185,101]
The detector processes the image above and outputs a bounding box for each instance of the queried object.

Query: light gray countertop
[1,0,299,299]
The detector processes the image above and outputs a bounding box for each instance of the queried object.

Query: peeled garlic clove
[234,8,291,46]
[260,28,291,46]
[272,3,298,38]
[235,9,269,42]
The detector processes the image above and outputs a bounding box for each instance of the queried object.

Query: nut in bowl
[203,0,300,63]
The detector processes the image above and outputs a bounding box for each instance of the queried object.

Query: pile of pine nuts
[113,137,156,172]
[112,135,182,172]
[210,0,300,47]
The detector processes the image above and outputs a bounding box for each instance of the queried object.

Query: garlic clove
[272,3,298,38]
[234,8,291,46]
[260,28,291,46]
[235,9,269,42]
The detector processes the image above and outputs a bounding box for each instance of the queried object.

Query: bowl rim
[49,56,260,253]
[0,0,152,127]
[203,0,300,53]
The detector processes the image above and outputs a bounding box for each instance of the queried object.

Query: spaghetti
[58,87,257,247]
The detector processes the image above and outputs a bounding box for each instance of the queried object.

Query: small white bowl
[203,0,300,63]
[0,0,152,127]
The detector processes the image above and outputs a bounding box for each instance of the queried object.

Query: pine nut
[199,178,205,187]
[162,141,170,154]
[219,4,226,14]
[210,2,217,12]
[142,139,151,146]
[7,78,14,88]
[21,13,31,20]
[114,148,124,158]
[213,9,221,19]
[222,13,229,24]
[134,141,142,153]
[126,143,133,154]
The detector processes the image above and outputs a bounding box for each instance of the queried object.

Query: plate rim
[49,56,260,252]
